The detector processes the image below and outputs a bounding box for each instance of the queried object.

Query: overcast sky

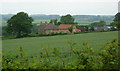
[1,0,119,15]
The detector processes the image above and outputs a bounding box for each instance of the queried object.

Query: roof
[59,24,73,29]
[45,24,58,30]
[39,24,59,30]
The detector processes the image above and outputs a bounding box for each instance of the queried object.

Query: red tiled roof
[59,24,73,29]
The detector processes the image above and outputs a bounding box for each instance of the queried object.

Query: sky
[1,0,119,15]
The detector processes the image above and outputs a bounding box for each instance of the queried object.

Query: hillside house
[38,24,59,34]
[38,24,81,34]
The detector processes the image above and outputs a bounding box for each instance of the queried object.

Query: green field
[2,31,118,56]
[77,20,112,25]
[1,19,112,27]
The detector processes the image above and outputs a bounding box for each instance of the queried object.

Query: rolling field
[1,19,112,27]
[2,31,118,56]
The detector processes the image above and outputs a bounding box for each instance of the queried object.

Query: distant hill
[0,14,14,22]
[73,15,114,21]
[0,14,114,26]
[31,14,60,20]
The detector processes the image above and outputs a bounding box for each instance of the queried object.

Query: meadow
[3,31,118,56]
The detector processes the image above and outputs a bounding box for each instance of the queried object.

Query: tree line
[4,12,120,38]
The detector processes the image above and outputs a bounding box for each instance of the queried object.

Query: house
[38,24,81,34]
[93,26,112,31]
[59,24,77,33]
[38,23,59,34]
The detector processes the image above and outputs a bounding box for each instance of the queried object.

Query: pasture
[2,31,118,56]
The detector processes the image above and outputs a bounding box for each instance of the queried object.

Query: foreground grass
[2,39,119,69]
[2,31,118,56]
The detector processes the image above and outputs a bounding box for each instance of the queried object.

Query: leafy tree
[44,21,48,23]
[76,25,89,32]
[110,22,117,26]
[113,12,120,30]
[68,27,73,33]
[49,19,58,24]
[91,21,106,27]
[57,22,61,25]
[6,12,33,37]
[31,24,38,34]
[110,22,118,31]
[2,26,7,35]
[114,12,120,22]
[60,14,76,24]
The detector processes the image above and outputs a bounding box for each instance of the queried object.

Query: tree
[113,12,120,30]
[60,14,75,24]
[44,21,48,23]
[110,22,117,26]
[68,27,73,33]
[76,25,89,32]
[114,13,120,22]
[91,21,106,27]
[110,22,118,31]
[6,12,33,37]
[49,19,58,24]
[31,24,38,34]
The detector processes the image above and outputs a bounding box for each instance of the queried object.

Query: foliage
[76,25,89,32]
[110,22,118,31]
[49,19,58,25]
[99,39,119,69]
[2,35,16,40]
[31,24,38,34]
[2,39,119,69]
[2,14,114,25]
[113,12,120,30]
[91,21,106,27]
[59,14,76,24]
[114,12,120,22]
[6,12,33,38]
[110,22,118,26]
[28,32,68,37]
[2,26,10,36]
[68,27,73,33]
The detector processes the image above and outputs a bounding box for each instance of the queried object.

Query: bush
[2,35,16,40]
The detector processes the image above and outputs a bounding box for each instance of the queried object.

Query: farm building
[38,23,59,34]
[38,24,81,34]
[58,24,81,33]
[93,26,112,31]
